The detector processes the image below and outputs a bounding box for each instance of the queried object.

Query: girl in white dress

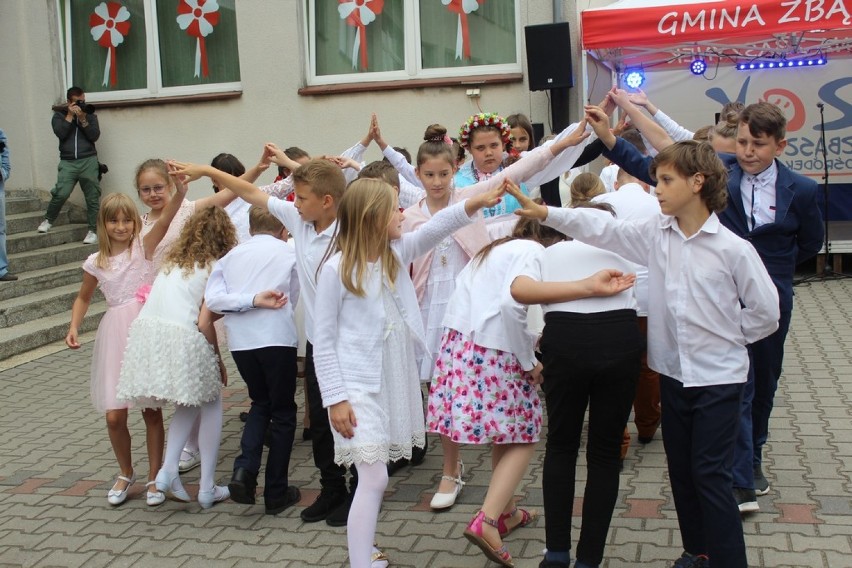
[312,178,505,568]
[117,206,237,508]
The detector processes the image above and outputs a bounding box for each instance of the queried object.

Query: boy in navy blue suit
[719,103,823,512]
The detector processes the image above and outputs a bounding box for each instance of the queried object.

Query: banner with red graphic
[442,0,484,60]
[89,1,131,87]
[582,0,852,50]
[177,0,220,78]
[338,0,384,70]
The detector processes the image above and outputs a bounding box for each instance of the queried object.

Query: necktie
[750,180,757,231]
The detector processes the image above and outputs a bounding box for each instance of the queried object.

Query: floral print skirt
[426,328,542,445]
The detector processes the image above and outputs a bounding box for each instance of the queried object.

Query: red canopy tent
[581,0,852,71]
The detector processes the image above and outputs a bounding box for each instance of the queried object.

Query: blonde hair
[291,159,346,202]
[248,206,284,235]
[162,207,237,276]
[570,172,606,205]
[332,178,400,297]
[94,194,141,269]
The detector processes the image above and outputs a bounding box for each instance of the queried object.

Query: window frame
[304,0,522,87]
[58,0,242,104]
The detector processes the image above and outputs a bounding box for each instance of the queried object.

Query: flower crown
[458,112,512,149]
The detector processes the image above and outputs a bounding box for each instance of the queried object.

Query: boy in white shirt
[205,207,301,515]
[172,158,357,526]
[509,110,780,568]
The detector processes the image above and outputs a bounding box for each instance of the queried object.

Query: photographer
[38,87,102,245]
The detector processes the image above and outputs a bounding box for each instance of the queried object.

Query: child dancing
[117,205,237,509]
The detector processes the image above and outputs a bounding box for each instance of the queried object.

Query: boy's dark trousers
[661,375,747,568]
[231,346,298,502]
[304,342,356,494]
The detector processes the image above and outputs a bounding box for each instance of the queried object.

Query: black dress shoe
[386,457,409,477]
[300,488,347,522]
[228,468,258,505]
[325,492,354,527]
[265,485,301,515]
[0,273,18,281]
[410,442,427,466]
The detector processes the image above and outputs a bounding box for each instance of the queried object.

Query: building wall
[2,0,588,203]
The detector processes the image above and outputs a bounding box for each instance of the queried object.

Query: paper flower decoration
[89,1,131,87]
[338,0,385,70]
[177,0,220,78]
[442,0,483,60]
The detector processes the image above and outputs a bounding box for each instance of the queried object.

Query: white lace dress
[332,289,426,466]
[116,265,220,408]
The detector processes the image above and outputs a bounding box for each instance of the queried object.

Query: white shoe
[107,471,136,506]
[146,481,166,506]
[178,449,201,473]
[83,231,98,245]
[371,544,389,568]
[154,468,191,502]
[37,220,52,233]
[430,460,465,510]
[198,485,230,509]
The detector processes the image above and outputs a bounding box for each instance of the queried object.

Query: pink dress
[84,239,156,412]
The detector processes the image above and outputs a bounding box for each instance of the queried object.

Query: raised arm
[240,145,274,184]
[585,106,655,185]
[609,89,674,152]
[170,161,271,210]
[142,163,190,259]
[628,89,695,142]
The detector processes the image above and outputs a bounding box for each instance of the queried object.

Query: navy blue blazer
[603,138,824,312]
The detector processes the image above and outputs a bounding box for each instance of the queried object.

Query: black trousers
[540,310,642,566]
[661,375,747,568]
[232,346,297,501]
[305,342,356,492]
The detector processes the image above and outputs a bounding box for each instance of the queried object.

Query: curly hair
[162,206,237,276]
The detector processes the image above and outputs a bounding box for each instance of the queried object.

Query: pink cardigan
[403,195,490,304]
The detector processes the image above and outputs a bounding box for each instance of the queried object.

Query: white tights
[348,461,388,568]
[162,395,222,492]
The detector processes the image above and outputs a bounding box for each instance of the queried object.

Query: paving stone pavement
[1,279,852,568]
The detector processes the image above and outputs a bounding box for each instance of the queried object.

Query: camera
[98,162,109,181]
[52,102,96,114]
[72,101,96,114]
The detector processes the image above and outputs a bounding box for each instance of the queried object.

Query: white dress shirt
[204,234,300,351]
[594,183,661,315]
[543,207,780,387]
[740,161,778,230]
[266,197,336,344]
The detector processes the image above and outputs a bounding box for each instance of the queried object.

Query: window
[58,0,241,103]
[305,0,521,86]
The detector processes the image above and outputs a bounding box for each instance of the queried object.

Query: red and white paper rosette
[177,0,220,78]
[89,1,131,87]
[442,0,483,60]
[338,0,384,70]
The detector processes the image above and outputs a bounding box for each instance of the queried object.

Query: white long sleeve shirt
[204,234,300,351]
[543,207,780,386]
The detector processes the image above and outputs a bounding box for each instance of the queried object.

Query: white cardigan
[443,239,545,372]
[313,201,474,408]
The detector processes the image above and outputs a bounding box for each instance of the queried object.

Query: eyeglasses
[139,184,167,195]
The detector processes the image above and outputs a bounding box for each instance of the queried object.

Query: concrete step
[0,301,107,361]
[5,209,71,235]
[0,261,83,302]
[0,281,103,327]
[8,224,90,255]
[5,195,44,215]
[7,241,96,273]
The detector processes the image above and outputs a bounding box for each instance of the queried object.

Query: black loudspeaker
[525,22,574,91]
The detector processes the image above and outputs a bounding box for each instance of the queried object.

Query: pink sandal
[498,506,538,537]
[463,510,514,567]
